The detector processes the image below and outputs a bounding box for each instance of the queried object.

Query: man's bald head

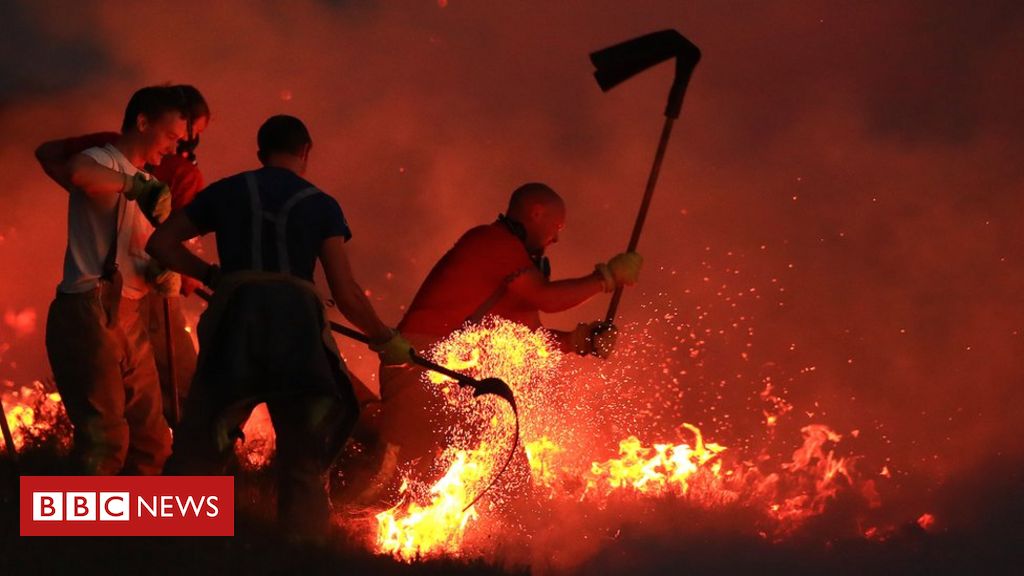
[507,182,564,217]
[506,182,566,251]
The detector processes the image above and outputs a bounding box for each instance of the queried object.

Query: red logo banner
[20,476,234,536]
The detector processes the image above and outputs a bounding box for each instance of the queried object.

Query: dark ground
[1,446,1022,575]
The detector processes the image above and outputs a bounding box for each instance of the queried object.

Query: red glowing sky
[1,0,1022,492]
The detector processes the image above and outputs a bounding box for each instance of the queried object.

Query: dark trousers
[167,386,357,535]
[45,290,171,475]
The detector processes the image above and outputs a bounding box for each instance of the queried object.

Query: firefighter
[36,85,211,427]
[41,85,188,474]
[360,182,642,502]
[147,114,412,539]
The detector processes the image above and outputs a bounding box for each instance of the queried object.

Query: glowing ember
[3,307,37,337]
[1,380,69,452]
[917,513,936,532]
[582,423,727,498]
[374,317,557,561]
[237,403,276,469]
[369,317,880,561]
[375,449,483,561]
[524,436,563,495]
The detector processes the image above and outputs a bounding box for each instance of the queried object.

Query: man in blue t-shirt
[147,115,412,538]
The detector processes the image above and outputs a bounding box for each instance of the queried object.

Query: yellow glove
[124,172,172,226]
[598,252,643,288]
[371,330,414,367]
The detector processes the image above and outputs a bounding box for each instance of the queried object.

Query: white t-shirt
[57,144,155,299]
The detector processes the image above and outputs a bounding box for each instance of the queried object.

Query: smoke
[2,0,1023,538]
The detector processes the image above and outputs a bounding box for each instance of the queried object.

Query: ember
[1,380,69,452]
[371,317,883,562]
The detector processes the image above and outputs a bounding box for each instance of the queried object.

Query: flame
[374,318,558,560]
[582,423,727,499]
[369,317,878,561]
[1,380,69,452]
[0,314,885,563]
[237,403,276,469]
[524,436,563,494]
[375,449,483,561]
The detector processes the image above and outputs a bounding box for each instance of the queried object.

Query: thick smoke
[1,0,1022,538]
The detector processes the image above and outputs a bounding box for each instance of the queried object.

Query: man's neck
[113,133,146,168]
[264,155,303,175]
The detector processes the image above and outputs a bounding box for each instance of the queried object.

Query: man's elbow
[34,143,50,166]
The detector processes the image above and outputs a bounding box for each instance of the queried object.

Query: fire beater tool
[590,29,702,325]
[162,297,180,427]
[194,288,518,511]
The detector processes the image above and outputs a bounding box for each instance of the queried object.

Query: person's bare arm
[36,133,120,192]
[320,236,394,343]
[67,154,132,201]
[145,210,211,281]
[506,267,605,314]
[35,139,77,190]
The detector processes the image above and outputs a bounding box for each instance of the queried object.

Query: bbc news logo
[21,476,233,536]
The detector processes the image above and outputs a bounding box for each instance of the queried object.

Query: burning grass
[0,316,922,572]
[364,317,897,566]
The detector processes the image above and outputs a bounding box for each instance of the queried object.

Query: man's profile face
[137,111,188,166]
[525,201,566,252]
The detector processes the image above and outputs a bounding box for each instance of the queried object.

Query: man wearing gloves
[147,114,411,539]
[36,84,212,428]
[43,85,185,475]
[364,182,642,500]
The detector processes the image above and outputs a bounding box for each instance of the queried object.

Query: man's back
[184,166,351,281]
[399,222,540,337]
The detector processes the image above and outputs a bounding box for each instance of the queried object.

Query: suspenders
[245,172,319,274]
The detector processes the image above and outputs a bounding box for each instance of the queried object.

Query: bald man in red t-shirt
[355,182,642,503]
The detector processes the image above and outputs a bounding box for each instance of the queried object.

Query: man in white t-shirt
[43,85,187,475]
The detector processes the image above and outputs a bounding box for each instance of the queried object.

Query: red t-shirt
[59,132,203,208]
[151,154,204,209]
[399,222,541,338]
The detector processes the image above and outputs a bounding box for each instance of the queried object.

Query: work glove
[589,322,619,359]
[371,330,414,367]
[595,252,643,291]
[123,172,172,227]
[569,321,619,359]
[145,261,182,297]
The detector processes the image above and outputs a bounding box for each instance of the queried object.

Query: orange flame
[1,380,69,452]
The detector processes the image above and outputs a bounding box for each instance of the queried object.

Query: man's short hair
[120,85,189,133]
[173,84,210,122]
[257,115,312,160]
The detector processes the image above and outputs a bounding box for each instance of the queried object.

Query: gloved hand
[145,261,182,297]
[595,252,643,291]
[589,322,619,359]
[123,172,171,226]
[569,321,619,359]
[371,330,414,367]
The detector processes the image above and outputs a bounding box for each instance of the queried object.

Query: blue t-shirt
[185,166,351,282]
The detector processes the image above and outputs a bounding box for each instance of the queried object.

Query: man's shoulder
[79,145,117,169]
[459,223,519,247]
[449,223,528,263]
